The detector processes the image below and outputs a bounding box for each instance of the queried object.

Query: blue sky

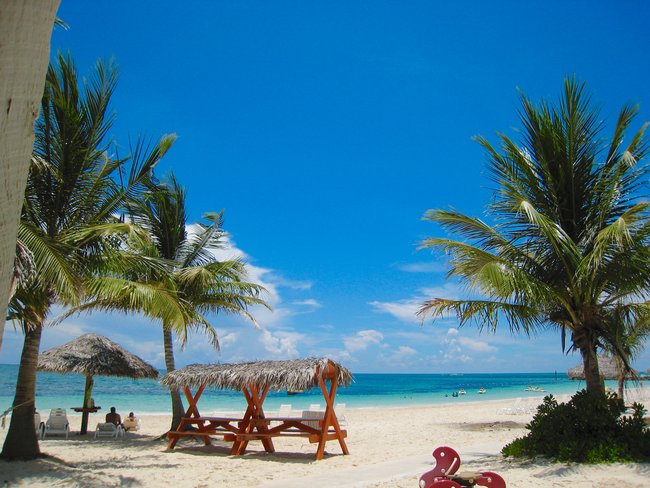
[2,1,650,373]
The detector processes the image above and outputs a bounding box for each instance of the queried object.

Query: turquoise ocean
[0,364,614,416]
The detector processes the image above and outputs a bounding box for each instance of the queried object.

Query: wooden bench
[167,416,243,448]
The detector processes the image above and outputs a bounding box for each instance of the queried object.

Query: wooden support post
[316,372,349,460]
[168,385,209,449]
[80,374,94,435]
[231,383,274,455]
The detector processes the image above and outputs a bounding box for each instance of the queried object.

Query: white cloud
[218,331,239,348]
[393,345,417,359]
[368,299,421,323]
[395,261,447,273]
[458,337,497,352]
[192,228,317,330]
[271,276,313,290]
[370,283,463,324]
[343,329,384,352]
[291,299,322,309]
[260,329,303,357]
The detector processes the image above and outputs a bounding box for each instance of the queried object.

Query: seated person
[105,406,122,426]
[123,412,140,431]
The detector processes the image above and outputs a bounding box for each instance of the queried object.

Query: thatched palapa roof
[38,333,158,379]
[161,358,352,392]
[568,355,637,380]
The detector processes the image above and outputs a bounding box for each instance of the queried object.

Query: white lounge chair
[34,411,44,439]
[122,417,140,432]
[94,422,124,439]
[43,408,70,439]
[308,403,321,411]
[278,404,293,417]
[302,409,324,429]
[335,403,348,428]
[496,397,526,415]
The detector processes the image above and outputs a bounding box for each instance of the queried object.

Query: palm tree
[0,1,59,338]
[1,53,182,460]
[604,309,650,401]
[128,175,269,430]
[418,78,650,394]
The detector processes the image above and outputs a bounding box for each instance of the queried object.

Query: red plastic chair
[419,446,506,488]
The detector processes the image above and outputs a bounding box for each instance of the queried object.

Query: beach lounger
[335,403,348,428]
[94,422,124,439]
[278,404,293,416]
[122,417,140,432]
[34,411,45,439]
[43,408,70,439]
[270,404,293,426]
[496,398,526,415]
[302,409,324,429]
[308,403,321,411]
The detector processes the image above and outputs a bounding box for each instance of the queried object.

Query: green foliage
[502,390,650,463]
[419,77,650,393]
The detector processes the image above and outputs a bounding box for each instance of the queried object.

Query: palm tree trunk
[617,373,624,401]
[0,1,59,346]
[163,325,184,431]
[0,323,43,459]
[580,341,603,394]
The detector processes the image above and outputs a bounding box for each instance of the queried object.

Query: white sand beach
[1,392,649,487]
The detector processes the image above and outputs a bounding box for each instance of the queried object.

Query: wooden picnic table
[167,372,349,460]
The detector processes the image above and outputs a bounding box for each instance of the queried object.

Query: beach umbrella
[38,333,158,434]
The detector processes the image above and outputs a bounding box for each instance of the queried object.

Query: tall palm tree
[129,175,269,430]
[0,0,59,341]
[1,54,184,460]
[419,78,650,394]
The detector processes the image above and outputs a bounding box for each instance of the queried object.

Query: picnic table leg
[182,386,211,445]
[167,418,186,449]
[168,385,212,449]
[253,384,275,453]
[231,386,255,455]
[231,384,275,455]
[317,375,349,459]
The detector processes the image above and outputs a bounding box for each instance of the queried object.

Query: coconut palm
[603,309,650,401]
[0,1,59,336]
[1,53,184,460]
[419,78,650,394]
[128,175,269,430]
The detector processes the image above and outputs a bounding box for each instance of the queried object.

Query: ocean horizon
[0,364,619,416]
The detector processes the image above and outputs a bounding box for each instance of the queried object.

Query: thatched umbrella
[38,333,158,434]
[161,357,353,392]
[567,355,637,380]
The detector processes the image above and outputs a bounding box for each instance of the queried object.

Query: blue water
[0,364,610,416]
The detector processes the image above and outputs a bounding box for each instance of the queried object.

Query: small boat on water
[287,389,304,395]
[478,387,487,394]
[525,386,545,392]
[458,388,466,395]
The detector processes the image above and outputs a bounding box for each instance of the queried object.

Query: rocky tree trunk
[163,325,185,432]
[0,324,43,459]
[0,0,59,349]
